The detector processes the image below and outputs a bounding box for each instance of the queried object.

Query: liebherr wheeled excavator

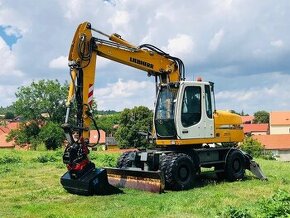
[60,22,266,195]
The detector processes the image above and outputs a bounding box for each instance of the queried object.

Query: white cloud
[0,7,28,35]
[163,34,194,59]
[108,10,130,31]
[49,56,68,69]
[0,85,18,106]
[215,72,290,113]
[270,40,284,48]
[209,29,224,52]
[95,79,155,111]
[0,37,23,77]
[0,0,290,114]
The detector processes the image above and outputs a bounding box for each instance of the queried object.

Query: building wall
[270,125,290,135]
[269,149,290,161]
[251,131,267,135]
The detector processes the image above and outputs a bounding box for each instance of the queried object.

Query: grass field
[0,149,289,218]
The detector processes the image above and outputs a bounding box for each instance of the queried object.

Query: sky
[0,0,290,114]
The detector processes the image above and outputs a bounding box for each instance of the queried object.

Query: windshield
[155,85,178,138]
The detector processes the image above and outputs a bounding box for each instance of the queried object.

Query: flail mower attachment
[105,167,165,193]
[60,162,122,195]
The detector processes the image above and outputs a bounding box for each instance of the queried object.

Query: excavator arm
[65,22,183,143]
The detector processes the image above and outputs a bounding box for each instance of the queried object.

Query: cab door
[175,82,214,139]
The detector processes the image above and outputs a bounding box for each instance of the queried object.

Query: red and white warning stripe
[88,84,94,106]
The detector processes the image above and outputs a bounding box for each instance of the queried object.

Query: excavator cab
[154,81,215,141]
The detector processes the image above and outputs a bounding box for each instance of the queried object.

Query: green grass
[0,149,289,218]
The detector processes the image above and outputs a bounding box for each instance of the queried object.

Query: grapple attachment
[105,167,165,193]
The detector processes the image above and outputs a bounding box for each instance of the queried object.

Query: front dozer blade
[105,167,165,193]
[61,168,122,195]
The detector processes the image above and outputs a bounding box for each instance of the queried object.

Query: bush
[261,150,276,160]
[39,122,65,150]
[0,155,22,164]
[240,137,264,157]
[257,190,290,218]
[34,154,58,163]
[90,153,118,167]
[218,206,251,218]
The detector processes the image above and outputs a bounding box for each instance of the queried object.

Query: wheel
[116,151,133,168]
[160,153,196,190]
[225,150,245,181]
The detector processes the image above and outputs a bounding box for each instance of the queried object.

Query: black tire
[160,153,196,190]
[225,150,245,181]
[116,151,133,168]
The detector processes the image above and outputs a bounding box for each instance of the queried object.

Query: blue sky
[0,0,290,114]
[0,25,21,48]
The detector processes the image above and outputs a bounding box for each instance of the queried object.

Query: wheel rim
[233,159,241,172]
[178,165,190,182]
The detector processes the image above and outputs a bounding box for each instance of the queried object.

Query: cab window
[205,85,213,118]
[181,86,201,127]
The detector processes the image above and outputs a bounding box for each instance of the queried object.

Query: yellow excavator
[60,22,266,195]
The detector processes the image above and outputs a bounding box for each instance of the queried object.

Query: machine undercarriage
[61,142,267,195]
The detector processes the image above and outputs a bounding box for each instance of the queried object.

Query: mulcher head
[105,167,165,193]
[60,166,123,195]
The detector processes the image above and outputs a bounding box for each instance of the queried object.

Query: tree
[13,80,67,124]
[115,106,153,149]
[5,112,15,119]
[253,110,269,123]
[7,121,40,146]
[39,122,65,150]
[7,80,68,150]
[95,113,120,135]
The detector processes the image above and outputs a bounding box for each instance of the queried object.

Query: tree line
[3,80,152,150]
[2,79,270,151]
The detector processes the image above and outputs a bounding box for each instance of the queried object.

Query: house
[0,121,20,149]
[241,115,254,124]
[0,133,15,148]
[270,111,290,134]
[105,136,118,150]
[89,129,106,145]
[243,123,269,136]
[253,134,290,161]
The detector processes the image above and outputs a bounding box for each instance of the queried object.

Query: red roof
[0,122,19,148]
[270,111,290,126]
[0,133,15,148]
[7,122,19,130]
[89,130,106,144]
[0,122,19,134]
[241,115,254,124]
[243,124,269,134]
[253,134,290,150]
[0,126,10,134]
